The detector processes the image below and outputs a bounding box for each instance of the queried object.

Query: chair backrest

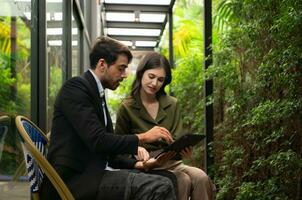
[0,115,10,161]
[15,116,74,200]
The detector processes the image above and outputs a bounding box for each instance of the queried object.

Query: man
[40,36,177,200]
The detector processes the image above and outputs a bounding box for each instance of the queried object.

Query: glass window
[0,0,31,118]
[0,0,31,196]
[46,0,63,131]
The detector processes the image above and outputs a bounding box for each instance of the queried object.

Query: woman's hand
[135,151,176,171]
[180,147,193,160]
[135,146,150,161]
[136,126,174,145]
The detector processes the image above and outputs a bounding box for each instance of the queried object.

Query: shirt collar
[89,69,105,98]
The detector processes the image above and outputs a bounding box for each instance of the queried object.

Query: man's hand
[134,152,176,171]
[180,147,193,160]
[136,126,173,145]
[135,146,150,161]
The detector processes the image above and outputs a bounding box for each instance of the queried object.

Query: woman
[115,52,214,200]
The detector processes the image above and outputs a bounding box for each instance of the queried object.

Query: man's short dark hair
[89,36,133,69]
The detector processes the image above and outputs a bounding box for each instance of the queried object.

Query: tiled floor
[0,181,30,200]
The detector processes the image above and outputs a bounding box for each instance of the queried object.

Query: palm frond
[214,0,236,31]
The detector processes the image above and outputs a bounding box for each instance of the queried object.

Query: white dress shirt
[89,69,107,127]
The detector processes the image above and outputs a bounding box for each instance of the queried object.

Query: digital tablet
[155,134,205,159]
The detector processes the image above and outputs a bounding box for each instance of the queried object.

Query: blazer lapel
[130,95,166,124]
[132,95,173,124]
[156,107,167,123]
[156,95,170,123]
[131,96,155,123]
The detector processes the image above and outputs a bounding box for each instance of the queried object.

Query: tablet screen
[155,134,205,159]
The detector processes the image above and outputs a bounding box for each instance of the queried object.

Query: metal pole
[62,0,72,80]
[168,10,174,68]
[31,0,47,132]
[203,0,214,174]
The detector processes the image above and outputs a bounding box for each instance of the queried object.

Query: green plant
[0,16,31,176]
[211,0,302,199]
[108,74,134,116]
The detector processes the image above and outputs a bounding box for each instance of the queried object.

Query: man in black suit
[40,36,177,199]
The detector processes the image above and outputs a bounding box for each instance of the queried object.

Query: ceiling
[4,0,176,52]
[101,0,176,51]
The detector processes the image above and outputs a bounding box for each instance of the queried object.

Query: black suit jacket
[43,71,139,199]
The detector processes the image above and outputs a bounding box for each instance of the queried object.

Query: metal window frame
[62,0,72,81]
[203,0,214,173]
[31,0,47,132]
[31,0,92,132]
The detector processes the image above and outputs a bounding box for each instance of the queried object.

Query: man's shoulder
[57,76,92,99]
[65,75,84,83]
[63,76,88,88]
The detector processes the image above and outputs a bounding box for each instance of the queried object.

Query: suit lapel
[83,71,101,103]
[82,71,114,132]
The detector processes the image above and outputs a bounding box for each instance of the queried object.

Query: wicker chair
[15,116,74,200]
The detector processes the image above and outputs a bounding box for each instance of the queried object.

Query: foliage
[48,66,63,111]
[0,16,31,175]
[0,16,30,116]
[0,66,16,113]
[47,65,63,130]
[0,17,12,54]
[108,74,134,116]
[211,0,302,199]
